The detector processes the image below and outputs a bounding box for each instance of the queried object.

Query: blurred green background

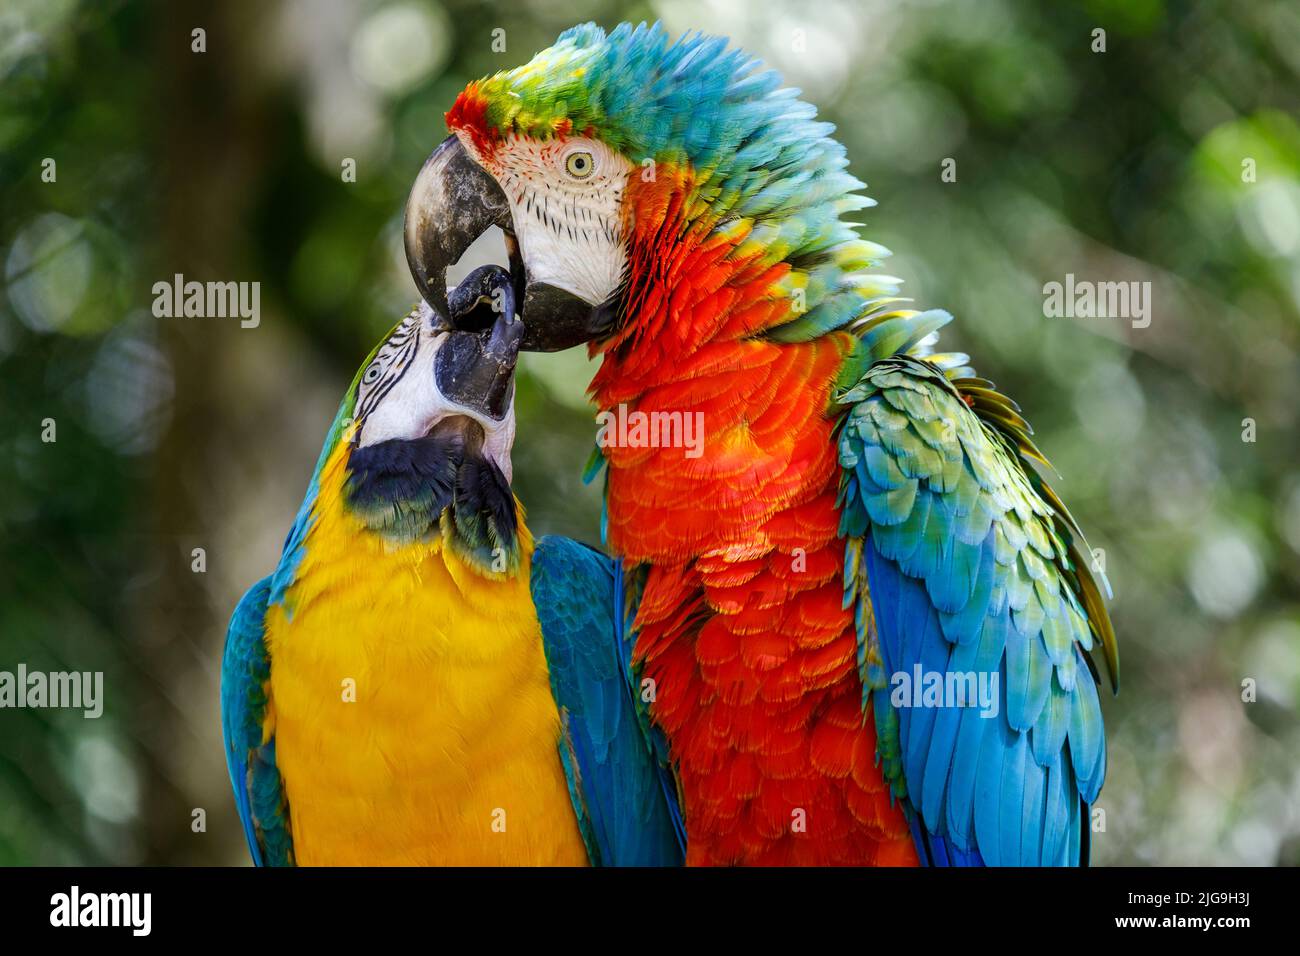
[1,0,1298,865]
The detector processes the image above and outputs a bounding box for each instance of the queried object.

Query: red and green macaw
[404,22,1117,866]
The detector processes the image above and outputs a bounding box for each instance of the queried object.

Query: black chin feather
[344,433,517,560]
[451,454,518,550]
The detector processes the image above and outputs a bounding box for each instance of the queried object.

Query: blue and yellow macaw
[401,22,1117,866]
[220,269,683,866]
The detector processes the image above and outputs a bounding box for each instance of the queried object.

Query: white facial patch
[355,303,516,481]
[462,132,633,306]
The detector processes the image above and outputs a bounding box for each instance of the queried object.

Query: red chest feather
[618,425,915,864]
[591,178,917,865]
[597,346,912,862]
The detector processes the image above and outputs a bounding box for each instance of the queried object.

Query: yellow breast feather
[264,437,587,865]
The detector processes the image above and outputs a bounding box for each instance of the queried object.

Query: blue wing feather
[220,576,294,866]
[531,536,685,866]
[613,560,689,853]
[838,353,1114,866]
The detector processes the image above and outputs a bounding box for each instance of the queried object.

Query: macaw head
[345,265,522,478]
[310,265,525,567]
[405,22,886,359]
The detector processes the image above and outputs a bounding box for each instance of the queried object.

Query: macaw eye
[564,150,595,180]
[362,363,382,385]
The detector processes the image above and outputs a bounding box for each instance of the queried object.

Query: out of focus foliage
[0,0,1296,864]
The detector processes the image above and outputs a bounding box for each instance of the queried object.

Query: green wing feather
[837,351,1116,866]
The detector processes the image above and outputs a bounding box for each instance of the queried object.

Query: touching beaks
[404,135,614,352]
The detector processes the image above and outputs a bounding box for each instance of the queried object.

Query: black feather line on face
[354,317,420,440]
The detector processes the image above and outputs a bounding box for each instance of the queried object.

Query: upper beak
[404,135,513,320]
[404,135,615,352]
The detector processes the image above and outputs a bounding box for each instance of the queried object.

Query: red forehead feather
[444,84,499,158]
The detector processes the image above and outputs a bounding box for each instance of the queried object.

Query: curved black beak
[405,135,512,319]
[404,136,617,352]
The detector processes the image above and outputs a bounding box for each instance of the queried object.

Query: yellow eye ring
[564,150,595,180]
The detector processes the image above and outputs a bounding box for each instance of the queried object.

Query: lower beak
[404,135,615,352]
[435,300,523,422]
